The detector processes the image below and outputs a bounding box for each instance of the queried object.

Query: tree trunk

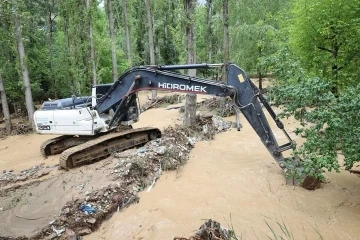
[0,73,12,135]
[46,1,55,97]
[258,46,263,91]
[145,0,157,99]
[222,0,229,80]
[87,0,97,85]
[13,0,35,129]
[206,0,213,62]
[183,0,197,127]
[220,0,229,110]
[107,0,118,82]
[123,0,132,65]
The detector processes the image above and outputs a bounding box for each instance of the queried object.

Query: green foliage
[289,0,360,90]
[269,46,360,177]
[266,0,360,178]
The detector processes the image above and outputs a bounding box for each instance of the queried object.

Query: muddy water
[1,91,360,239]
[86,113,360,240]
[0,134,59,171]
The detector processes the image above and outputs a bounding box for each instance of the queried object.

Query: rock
[61,228,77,240]
[36,168,52,178]
[187,137,196,146]
[2,170,6,173]
[78,228,92,236]
[86,217,96,224]
[9,170,14,173]
[75,184,84,190]
[63,208,70,215]
[301,176,321,190]
[154,146,166,155]
[60,216,67,223]
[112,193,124,204]
[17,175,28,181]
[45,232,58,240]
[137,147,147,153]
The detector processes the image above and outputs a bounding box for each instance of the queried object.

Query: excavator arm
[95,63,294,168]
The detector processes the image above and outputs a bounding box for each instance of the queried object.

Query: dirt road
[1,92,360,239]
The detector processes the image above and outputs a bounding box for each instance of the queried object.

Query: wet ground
[0,91,360,239]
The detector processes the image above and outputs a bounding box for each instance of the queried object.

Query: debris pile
[196,97,235,117]
[141,94,184,112]
[174,219,238,240]
[0,123,33,138]
[112,115,234,175]
[34,185,138,239]
[0,164,53,186]
[112,125,193,179]
[177,114,236,141]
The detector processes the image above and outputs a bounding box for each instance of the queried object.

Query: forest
[0,0,359,179]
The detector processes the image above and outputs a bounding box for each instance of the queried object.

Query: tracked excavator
[34,63,295,171]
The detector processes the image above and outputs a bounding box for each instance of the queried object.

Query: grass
[222,215,324,240]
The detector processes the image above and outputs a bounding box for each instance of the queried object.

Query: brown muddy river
[85,110,360,240]
[1,91,360,239]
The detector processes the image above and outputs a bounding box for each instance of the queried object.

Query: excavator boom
[34,62,294,170]
[95,63,293,167]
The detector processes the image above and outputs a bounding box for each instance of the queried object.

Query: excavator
[33,63,295,173]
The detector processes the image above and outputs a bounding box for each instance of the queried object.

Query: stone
[45,232,58,240]
[17,175,28,181]
[154,146,166,155]
[63,208,70,215]
[112,193,124,204]
[86,217,96,224]
[137,147,147,153]
[36,169,52,178]
[78,228,92,236]
[62,228,77,240]
[301,176,321,190]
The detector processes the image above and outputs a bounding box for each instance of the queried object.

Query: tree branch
[317,46,333,54]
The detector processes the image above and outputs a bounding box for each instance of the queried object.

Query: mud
[0,100,233,239]
[1,91,360,240]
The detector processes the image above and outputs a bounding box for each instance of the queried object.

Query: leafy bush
[267,47,360,179]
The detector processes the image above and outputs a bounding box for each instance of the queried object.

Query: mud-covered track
[40,135,94,157]
[59,127,161,169]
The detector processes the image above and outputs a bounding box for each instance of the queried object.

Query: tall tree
[45,0,57,97]
[222,0,229,66]
[0,73,12,134]
[87,0,97,85]
[205,0,214,62]
[145,0,157,99]
[12,0,35,129]
[123,0,132,65]
[183,0,197,127]
[289,0,360,92]
[107,0,118,82]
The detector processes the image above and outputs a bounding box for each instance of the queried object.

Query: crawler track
[59,127,161,169]
[40,135,93,157]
